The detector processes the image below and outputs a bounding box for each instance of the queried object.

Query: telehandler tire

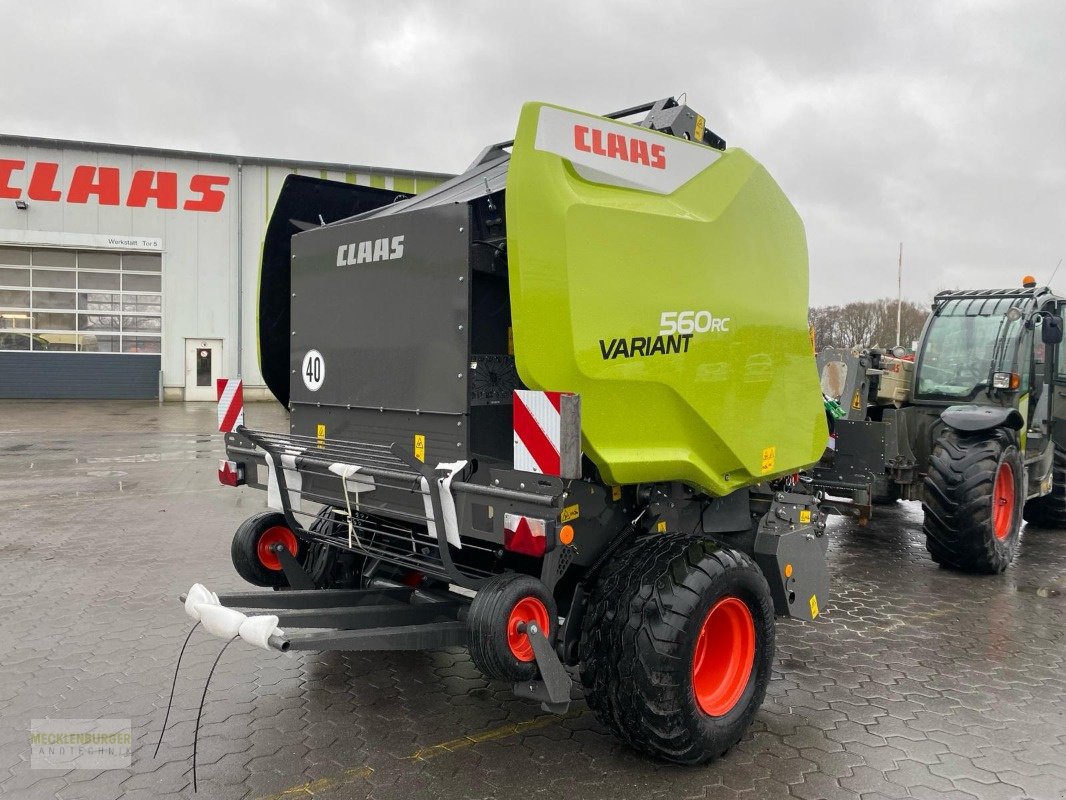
[1022,446,1066,528]
[922,428,1024,573]
[580,533,774,764]
[468,573,557,682]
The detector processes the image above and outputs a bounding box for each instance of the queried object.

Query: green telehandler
[814,279,1065,572]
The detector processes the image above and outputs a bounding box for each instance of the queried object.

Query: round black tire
[231,511,299,588]
[467,573,558,682]
[1022,446,1066,528]
[301,507,367,589]
[922,428,1024,573]
[580,534,775,764]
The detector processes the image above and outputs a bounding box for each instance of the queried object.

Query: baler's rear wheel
[231,507,365,589]
[1022,445,1066,528]
[467,573,558,682]
[231,511,300,588]
[580,533,774,764]
[922,428,1024,573]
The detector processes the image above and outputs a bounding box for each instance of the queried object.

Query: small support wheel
[468,573,558,682]
[231,511,300,588]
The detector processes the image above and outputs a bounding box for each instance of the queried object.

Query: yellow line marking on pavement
[254,709,583,800]
[256,766,374,800]
[875,606,952,634]
[408,709,584,761]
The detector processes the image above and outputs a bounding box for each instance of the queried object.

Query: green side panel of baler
[505,101,827,495]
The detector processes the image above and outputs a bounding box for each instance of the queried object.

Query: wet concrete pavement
[1,400,1065,799]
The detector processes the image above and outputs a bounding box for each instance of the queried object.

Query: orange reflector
[784,563,793,578]
[559,524,575,545]
[1010,373,1021,389]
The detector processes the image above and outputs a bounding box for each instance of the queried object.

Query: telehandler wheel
[922,428,1024,574]
[231,511,300,588]
[1022,446,1066,528]
[580,534,775,764]
[467,573,558,682]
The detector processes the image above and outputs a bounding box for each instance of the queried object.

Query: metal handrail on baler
[237,426,495,590]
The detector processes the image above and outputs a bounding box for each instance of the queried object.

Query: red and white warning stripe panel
[216,378,245,433]
[513,389,582,478]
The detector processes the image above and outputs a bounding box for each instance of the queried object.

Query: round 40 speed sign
[302,349,325,391]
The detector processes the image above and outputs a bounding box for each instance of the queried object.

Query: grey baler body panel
[290,203,472,420]
[288,203,473,522]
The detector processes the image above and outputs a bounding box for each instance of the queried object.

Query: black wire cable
[154,621,200,758]
[192,635,238,793]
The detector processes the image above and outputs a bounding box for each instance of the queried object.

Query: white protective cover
[419,460,467,549]
[238,615,283,651]
[184,583,220,621]
[265,450,303,512]
[196,604,247,639]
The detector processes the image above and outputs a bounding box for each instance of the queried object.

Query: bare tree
[810,298,929,351]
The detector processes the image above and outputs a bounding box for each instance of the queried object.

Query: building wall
[0,137,448,399]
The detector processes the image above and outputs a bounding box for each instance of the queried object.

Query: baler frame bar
[180,585,469,653]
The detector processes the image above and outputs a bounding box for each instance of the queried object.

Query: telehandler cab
[815,280,1065,573]
[183,97,832,763]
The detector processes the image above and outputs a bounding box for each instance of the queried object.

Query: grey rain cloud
[0,0,1062,305]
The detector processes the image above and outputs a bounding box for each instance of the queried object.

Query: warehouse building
[0,135,450,400]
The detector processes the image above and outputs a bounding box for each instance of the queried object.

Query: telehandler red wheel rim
[993,463,1015,540]
[257,526,298,571]
[507,597,550,662]
[692,596,756,717]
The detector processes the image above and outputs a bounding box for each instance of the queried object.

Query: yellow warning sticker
[694,114,706,142]
[656,520,668,533]
[316,424,326,448]
[799,509,812,524]
[809,594,820,619]
[561,504,580,523]
[414,434,425,463]
[611,485,622,502]
[760,446,776,474]
[851,390,863,410]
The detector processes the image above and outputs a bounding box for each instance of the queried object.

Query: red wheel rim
[993,462,1016,541]
[692,596,756,717]
[257,526,298,571]
[506,597,550,662]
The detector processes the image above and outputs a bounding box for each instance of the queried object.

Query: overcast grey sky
[0,1,1062,306]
